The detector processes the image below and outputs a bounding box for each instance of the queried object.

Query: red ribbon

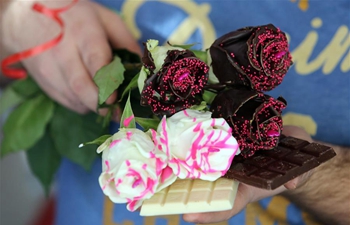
[1,0,78,79]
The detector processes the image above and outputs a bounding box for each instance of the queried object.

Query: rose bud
[140,47,209,116]
[209,24,292,91]
[210,88,287,158]
[138,39,182,92]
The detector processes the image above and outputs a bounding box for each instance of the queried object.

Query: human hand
[2,0,141,114]
[183,125,313,224]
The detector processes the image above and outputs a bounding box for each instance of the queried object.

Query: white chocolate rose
[97,128,176,212]
[156,109,240,181]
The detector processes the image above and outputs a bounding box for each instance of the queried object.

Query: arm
[283,142,350,225]
[183,126,350,224]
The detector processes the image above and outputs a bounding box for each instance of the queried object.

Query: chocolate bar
[140,178,239,216]
[223,136,336,190]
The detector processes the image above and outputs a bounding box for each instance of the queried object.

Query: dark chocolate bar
[223,136,336,190]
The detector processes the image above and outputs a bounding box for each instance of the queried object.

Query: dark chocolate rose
[141,49,209,116]
[210,88,287,157]
[209,24,292,91]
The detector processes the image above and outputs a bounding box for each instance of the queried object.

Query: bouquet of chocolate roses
[0,24,294,211]
[84,24,293,212]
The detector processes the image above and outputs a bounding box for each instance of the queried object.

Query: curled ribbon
[1,0,78,79]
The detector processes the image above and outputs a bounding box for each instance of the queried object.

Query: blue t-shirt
[55,1,350,225]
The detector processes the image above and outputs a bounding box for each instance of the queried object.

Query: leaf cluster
[0,49,144,194]
[0,47,209,193]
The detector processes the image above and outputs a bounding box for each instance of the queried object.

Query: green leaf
[50,105,106,170]
[119,72,139,101]
[101,107,113,128]
[0,76,42,116]
[192,49,208,63]
[190,101,209,111]
[168,43,196,49]
[80,134,112,147]
[135,117,160,131]
[1,94,55,157]
[120,93,136,129]
[203,90,217,105]
[27,131,61,195]
[0,86,24,116]
[95,104,116,128]
[94,56,125,105]
[11,76,41,97]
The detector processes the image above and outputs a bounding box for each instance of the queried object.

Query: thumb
[94,2,141,55]
[282,125,313,142]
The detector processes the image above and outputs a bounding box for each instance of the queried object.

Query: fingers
[284,177,299,190]
[55,42,101,112]
[73,15,112,77]
[94,2,142,55]
[182,183,250,223]
[23,52,90,114]
[72,13,117,107]
[57,1,120,113]
[183,210,233,224]
[284,169,314,190]
[112,105,122,122]
[282,125,313,142]
[182,183,251,224]
[40,81,89,114]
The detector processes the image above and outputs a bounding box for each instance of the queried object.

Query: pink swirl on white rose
[123,115,135,128]
[97,128,176,212]
[156,109,240,181]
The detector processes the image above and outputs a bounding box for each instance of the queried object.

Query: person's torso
[55,1,350,225]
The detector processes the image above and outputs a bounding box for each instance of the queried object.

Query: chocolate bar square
[223,136,336,190]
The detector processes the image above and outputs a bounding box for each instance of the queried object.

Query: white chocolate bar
[140,178,239,216]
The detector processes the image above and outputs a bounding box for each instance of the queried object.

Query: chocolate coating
[223,136,336,190]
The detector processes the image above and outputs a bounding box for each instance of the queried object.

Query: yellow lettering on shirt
[341,49,350,72]
[302,211,322,225]
[160,0,215,48]
[290,0,309,11]
[144,215,180,225]
[103,197,134,225]
[246,195,321,225]
[292,18,350,75]
[122,1,348,75]
[282,113,317,136]
[246,195,289,225]
[202,222,228,225]
[121,0,216,48]
[102,196,183,225]
[144,215,229,225]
